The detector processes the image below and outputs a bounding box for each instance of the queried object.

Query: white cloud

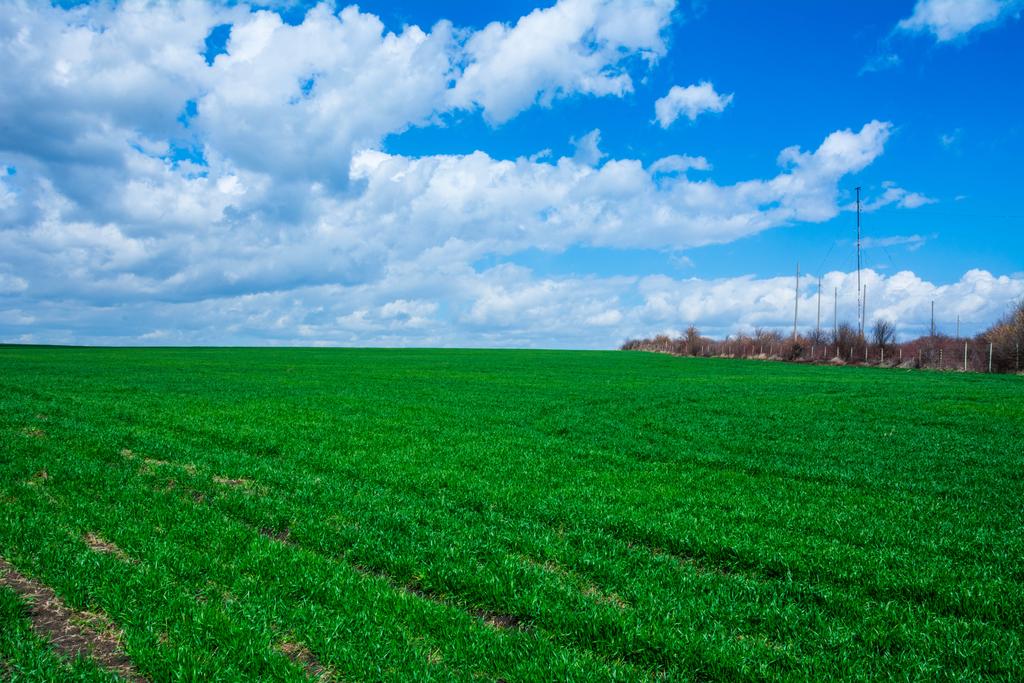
[571,129,606,167]
[859,52,901,75]
[0,117,894,318]
[648,155,711,174]
[346,120,892,258]
[849,181,937,212]
[450,0,675,124]
[198,4,459,188]
[897,0,1022,41]
[654,82,733,128]
[940,129,962,147]
[859,234,933,252]
[0,272,28,294]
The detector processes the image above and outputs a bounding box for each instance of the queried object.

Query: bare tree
[806,327,828,344]
[830,322,859,349]
[871,319,896,350]
[684,325,702,355]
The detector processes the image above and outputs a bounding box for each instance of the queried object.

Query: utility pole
[793,262,800,341]
[856,186,862,339]
[816,277,822,340]
[833,287,838,341]
[863,284,867,337]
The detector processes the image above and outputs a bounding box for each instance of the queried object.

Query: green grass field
[1,347,1022,681]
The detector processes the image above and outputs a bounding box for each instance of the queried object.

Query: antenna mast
[793,262,800,341]
[816,276,822,339]
[856,186,862,339]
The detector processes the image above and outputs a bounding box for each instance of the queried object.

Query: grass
[0,346,1021,681]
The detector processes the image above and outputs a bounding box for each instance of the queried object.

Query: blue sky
[1,0,1022,346]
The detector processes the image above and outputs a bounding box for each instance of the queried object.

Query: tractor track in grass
[3,478,445,681]
[160,468,683,677]
[14,458,635,681]
[0,557,146,682]
[264,467,1024,630]
[276,639,334,682]
[117,436,1022,668]
[34,385,1013,588]
[14,411,1023,675]
[172,470,757,680]
[118,412,993,578]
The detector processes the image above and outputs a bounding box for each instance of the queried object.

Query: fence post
[939,348,943,369]
[964,342,968,372]
[881,347,884,364]
[989,342,993,373]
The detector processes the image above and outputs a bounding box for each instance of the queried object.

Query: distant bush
[830,322,859,353]
[983,299,1024,373]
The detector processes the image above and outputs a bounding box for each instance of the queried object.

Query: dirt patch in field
[277,640,333,681]
[83,533,134,564]
[582,584,629,610]
[0,557,146,682]
[21,427,46,438]
[470,609,528,631]
[213,476,252,488]
[259,527,292,544]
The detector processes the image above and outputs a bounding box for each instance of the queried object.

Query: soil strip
[0,557,146,682]
[277,640,333,681]
[83,533,134,563]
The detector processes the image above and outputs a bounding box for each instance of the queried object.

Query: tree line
[621,300,1024,373]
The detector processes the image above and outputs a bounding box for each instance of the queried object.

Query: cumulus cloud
[346,120,893,258]
[450,0,675,124]
[0,115,894,317]
[859,234,933,252]
[848,181,937,212]
[1,0,670,210]
[859,52,901,75]
[0,272,28,294]
[897,0,1023,42]
[940,129,962,148]
[571,129,606,167]
[648,155,711,174]
[654,82,733,128]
